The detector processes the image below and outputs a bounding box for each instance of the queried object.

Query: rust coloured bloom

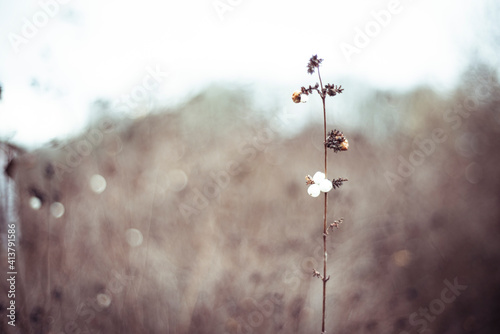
[292,90,308,103]
[325,129,349,152]
[340,139,349,151]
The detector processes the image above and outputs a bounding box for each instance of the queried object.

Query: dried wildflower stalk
[293,55,348,334]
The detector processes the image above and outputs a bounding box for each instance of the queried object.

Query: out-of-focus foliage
[1,64,499,334]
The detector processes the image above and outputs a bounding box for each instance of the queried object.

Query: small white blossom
[307,184,321,197]
[312,171,326,184]
[319,178,333,192]
[307,171,333,197]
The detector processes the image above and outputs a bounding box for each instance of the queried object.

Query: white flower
[307,171,333,197]
[319,178,333,192]
[312,171,325,184]
[307,184,321,197]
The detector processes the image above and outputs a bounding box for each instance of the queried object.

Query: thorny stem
[318,66,328,334]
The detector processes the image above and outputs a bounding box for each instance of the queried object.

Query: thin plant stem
[323,190,328,334]
[318,67,328,334]
[296,55,347,334]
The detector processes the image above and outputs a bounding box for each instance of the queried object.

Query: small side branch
[312,269,331,283]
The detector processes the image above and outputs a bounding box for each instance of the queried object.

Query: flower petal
[319,179,333,192]
[307,184,321,197]
[313,171,325,184]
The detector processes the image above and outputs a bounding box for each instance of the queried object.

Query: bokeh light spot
[105,135,123,155]
[393,249,412,267]
[167,169,188,192]
[125,228,143,247]
[96,293,112,308]
[29,196,42,210]
[455,133,476,158]
[50,202,65,218]
[90,174,107,194]
[465,162,482,184]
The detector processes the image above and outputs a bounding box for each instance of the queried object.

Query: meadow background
[1,1,500,333]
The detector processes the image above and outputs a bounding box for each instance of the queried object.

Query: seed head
[326,129,349,152]
[331,177,348,190]
[325,84,344,96]
[307,55,323,75]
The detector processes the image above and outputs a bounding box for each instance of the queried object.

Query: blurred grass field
[1,63,500,334]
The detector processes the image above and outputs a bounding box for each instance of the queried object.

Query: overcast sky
[0,0,498,147]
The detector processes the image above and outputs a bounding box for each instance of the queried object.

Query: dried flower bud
[340,139,349,151]
[292,90,308,103]
[307,55,323,75]
[325,84,344,96]
[331,177,348,190]
[329,218,344,231]
[326,129,349,152]
[305,175,314,185]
